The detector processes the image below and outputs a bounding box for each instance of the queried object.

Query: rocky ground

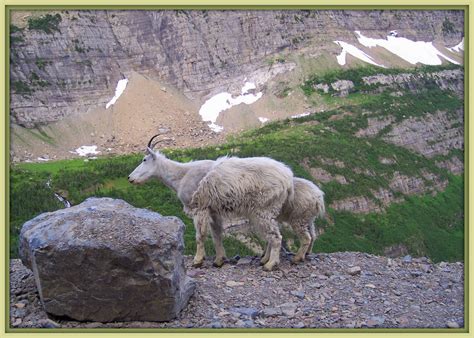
[10,252,464,329]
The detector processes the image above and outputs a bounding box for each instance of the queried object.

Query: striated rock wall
[361,69,464,97]
[383,109,464,158]
[10,10,463,127]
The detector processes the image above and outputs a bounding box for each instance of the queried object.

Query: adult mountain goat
[190,156,294,271]
[128,135,294,271]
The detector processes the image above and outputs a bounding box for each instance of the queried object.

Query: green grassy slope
[9,65,464,262]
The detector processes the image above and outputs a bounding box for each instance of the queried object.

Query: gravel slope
[9,252,464,329]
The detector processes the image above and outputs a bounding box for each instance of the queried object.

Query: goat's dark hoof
[263,262,278,271]
[192,261,204,268]
[213,257,226,268]
[291,257,305,265]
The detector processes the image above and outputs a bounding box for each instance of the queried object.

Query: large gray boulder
[19,197,195,322]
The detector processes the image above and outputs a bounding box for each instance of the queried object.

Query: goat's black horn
[147,134,160,149]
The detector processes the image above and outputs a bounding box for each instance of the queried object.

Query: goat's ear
[146,147,157,160]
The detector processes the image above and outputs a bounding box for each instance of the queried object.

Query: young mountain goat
[189,156,294,271]
[128,135,294,271]
[276,177,325,263]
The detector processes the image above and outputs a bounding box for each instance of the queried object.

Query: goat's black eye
[143,158,146,162]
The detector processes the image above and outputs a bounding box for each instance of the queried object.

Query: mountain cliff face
[10,10,463,127]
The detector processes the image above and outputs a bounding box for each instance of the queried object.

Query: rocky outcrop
[355,116,395,138]
[330,171,446,214]
[436,156,464,175]
[330,196,382,214]
[330,80,354,97]
[19,197,195,322]
[361,69,464,97]
[10,10,463,127]
[383,109,464,158]
[307,167,348,185]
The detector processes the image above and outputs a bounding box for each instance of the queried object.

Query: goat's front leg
[209,213,227,267]
[192,212,208,268]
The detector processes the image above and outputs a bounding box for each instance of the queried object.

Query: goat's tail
[315,191,326,219]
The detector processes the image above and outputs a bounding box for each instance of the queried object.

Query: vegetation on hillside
[27,14,62,34]
[9,65,464,263]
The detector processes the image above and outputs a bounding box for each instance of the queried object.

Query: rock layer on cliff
[10,10,463,127]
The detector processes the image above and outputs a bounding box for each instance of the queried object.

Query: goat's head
[128,134,161,185]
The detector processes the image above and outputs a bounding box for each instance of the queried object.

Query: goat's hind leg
[192,211,209,267]
[209,213,227,267]
[292,220,312,264]
[253,212,282,271]
[306,218,317,256]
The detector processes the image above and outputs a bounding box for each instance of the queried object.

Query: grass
[317,175,463,262]
[17,158,88,174]
[9,64,464,263]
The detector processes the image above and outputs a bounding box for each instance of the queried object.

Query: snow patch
[106,78,128,109]
[70,145,100,157]
[258,117,269,123]
[37,157,50,162]
[355,31,460,65]
[199,82,263,132]
[334,41,385,67]
[241,82,256,94]
[291,112,311,119]
[448,38,464,53]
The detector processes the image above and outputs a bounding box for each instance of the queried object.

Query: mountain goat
[189,156,294,271]
[277,177,325,263]
[128,135,294,271]
[128,135,325,270]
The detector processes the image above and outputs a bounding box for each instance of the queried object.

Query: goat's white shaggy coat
[190,156,294,271]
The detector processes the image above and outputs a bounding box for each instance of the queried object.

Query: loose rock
[446,321,460,328]
[9,251,463,328]
[347,266,362,276]
[19,198,195,322]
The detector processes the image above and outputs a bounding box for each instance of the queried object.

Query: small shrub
[11,81,32,95]
[74,44,85,53]
[442,18,456,34]
[10,35,24,44]
[35,58,51,70]
[27,13,62,34]
[10,24,23,33]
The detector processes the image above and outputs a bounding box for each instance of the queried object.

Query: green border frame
[2,3,470,335]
